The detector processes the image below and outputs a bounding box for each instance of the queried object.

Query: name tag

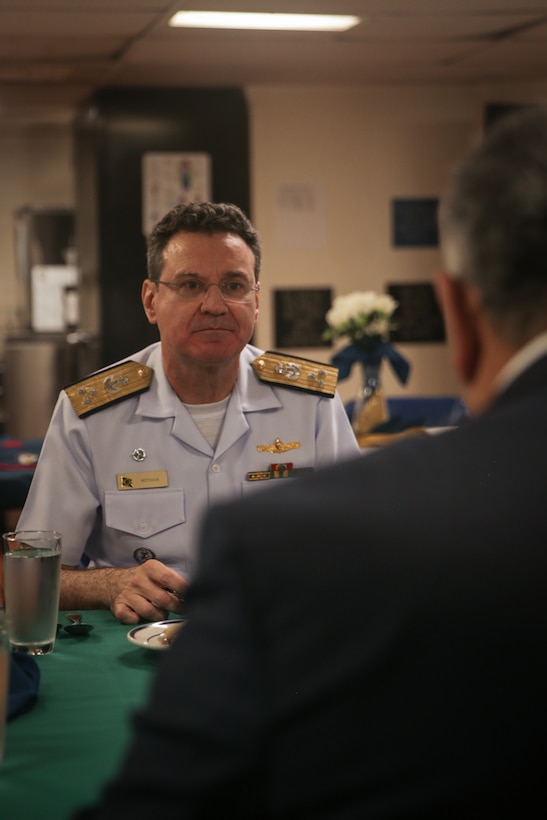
[117,470,169,490]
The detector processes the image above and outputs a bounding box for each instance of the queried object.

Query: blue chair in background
[386,396,469,429]
[345,396,469,433]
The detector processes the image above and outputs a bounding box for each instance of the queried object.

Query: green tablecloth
[1,610,161,820]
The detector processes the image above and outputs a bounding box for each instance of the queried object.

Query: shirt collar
[135,342,282,418]
[495,329,547,395]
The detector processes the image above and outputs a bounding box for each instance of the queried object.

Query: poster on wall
[387,282,445,343]
[391,198,439,248]
[274,182,327,251]
[30,265,78,332]
[142,152,212,235]
[274,288,332,348]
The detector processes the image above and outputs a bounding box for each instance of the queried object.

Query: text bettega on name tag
[116,470,169,490]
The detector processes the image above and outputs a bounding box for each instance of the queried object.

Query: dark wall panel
[74,87,250,367]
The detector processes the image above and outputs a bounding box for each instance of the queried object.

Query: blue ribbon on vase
[332,341,411,385]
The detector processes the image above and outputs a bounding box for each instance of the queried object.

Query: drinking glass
[2,531,62,655]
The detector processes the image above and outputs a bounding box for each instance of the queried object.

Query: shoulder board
[251,351,338,398]
[64,361,153,418]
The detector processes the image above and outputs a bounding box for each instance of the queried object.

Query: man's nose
[200,283,227,311]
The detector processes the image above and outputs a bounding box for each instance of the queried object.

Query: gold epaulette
[251,351,338,398]
[64,361,153,418]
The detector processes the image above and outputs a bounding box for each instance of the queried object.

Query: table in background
[0,436,42,512]
[0,610,162,819]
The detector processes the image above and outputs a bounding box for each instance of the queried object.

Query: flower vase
[352,358,388,437]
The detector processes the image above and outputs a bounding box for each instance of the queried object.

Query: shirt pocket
[104,489,185,539]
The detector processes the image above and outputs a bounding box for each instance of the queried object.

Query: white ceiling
[1,0,547,122]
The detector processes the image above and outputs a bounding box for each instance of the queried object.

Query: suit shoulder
[64,360,153,418]
[251,350,338,398]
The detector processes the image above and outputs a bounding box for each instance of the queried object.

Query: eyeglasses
[155,278,260,304]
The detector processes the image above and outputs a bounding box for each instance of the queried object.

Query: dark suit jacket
[77,354,547,819]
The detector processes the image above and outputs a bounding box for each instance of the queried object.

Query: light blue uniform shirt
[18,343,359,579]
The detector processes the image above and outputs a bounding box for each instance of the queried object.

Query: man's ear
[141,279,158,325]
[435,272,481,385]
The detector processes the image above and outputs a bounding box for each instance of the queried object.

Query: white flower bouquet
[323,291,398,347]
[325,290,410,388]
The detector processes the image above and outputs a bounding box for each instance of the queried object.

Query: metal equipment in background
[3,207,99,438]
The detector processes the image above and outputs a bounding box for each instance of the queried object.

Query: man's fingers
[107,561,186,623]
[111,601,141,625]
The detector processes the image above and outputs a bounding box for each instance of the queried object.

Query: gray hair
[438,105,547,344]
[146,201,262,283]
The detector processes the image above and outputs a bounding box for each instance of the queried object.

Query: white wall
[1,82,547,408]
[248,84,480,404]
[247,82,547,405]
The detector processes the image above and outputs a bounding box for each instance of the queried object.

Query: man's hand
[60,561,188,624]
[108,560,187,624]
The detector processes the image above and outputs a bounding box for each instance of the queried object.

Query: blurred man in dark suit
[75,106,547,819]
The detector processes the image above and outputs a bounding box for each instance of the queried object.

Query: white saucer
[127,619,187,650]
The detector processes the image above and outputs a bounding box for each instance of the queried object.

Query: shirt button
[138,521,148,532]
[211,463,221,473]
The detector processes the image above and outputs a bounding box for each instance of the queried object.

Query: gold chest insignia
[256,438,301,454]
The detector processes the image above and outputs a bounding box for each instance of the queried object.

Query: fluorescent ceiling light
[169,12,361,33]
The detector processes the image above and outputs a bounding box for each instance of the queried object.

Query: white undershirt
[184,395,231,448]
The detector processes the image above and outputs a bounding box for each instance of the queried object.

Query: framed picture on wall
[387,282,446,343]
[274,288,332,349]
[142,152,212,235]
[391,198,439,248]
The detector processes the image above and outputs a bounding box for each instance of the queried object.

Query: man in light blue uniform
[18,202,358,623]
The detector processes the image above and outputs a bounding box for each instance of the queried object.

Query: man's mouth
[193,325,233,334]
